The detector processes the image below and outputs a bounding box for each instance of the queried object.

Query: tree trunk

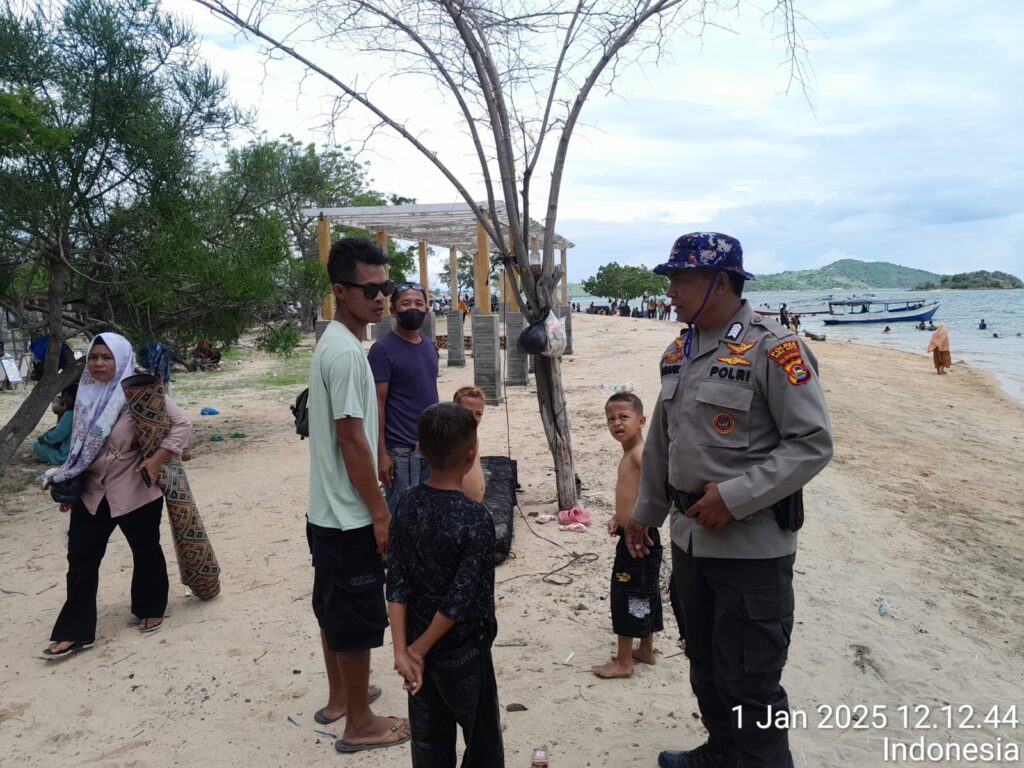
[301,303,317,332]
[533,353,577,511]
[0,363,82,476]
[0,253,82,477]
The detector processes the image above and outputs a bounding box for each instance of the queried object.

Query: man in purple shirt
[368,282,440,513]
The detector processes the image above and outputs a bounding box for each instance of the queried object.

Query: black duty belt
[667,483,804,532]
[666,484,703,512]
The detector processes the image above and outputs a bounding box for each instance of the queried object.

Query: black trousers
[672,543,795,768]
[408,641,504,768]
[668,573,686,641]
[51,496,168,643]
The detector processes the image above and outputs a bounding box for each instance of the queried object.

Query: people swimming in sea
[979,319,987,330]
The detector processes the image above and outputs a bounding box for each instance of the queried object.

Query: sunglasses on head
[393,281,426,297]
[338,280,395,299]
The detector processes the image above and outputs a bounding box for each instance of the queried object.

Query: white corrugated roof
[300,201,574,251]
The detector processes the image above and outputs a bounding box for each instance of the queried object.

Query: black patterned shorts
[609,527,664,638]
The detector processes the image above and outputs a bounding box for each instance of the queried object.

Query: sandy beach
[1,312,1022,768]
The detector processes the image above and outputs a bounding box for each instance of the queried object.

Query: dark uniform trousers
[408,639,505,768]
[673,542,795,768]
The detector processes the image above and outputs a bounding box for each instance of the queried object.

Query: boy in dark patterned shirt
[386,402,504,768]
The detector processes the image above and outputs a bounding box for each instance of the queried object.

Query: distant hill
[752,259,941,291]
[915,270,1023,290]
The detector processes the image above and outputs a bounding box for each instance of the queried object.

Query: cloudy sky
[172,0,1023,282]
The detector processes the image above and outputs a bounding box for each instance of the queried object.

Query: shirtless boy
[593,392,663,679]
[453,386,486,503]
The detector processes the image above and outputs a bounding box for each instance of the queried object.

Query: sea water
[745,289,1024,402]
[570,289,1024,402]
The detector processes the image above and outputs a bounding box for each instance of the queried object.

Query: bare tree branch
[191,0,813,509]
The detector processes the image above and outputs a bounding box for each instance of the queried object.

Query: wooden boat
[822,298,940,325]
[755,295,835,317]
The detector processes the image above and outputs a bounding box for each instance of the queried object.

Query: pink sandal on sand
[558,507,592,526]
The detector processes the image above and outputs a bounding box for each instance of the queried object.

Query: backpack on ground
[291,388,309,439]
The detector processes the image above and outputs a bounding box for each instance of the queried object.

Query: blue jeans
[385,445,431,514]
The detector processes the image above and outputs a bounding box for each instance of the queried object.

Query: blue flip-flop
[314,686,382,724]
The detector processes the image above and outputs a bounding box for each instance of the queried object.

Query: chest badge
[725,341,755,355]
[712,412,736,435]
[717,355,751,366]
[717,340,755,367]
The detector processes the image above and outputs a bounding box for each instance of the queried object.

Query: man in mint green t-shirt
[306,237,410,754]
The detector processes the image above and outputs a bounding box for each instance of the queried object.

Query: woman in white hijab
[43,333,191,658]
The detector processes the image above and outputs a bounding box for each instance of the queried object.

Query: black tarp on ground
[480,456,518,564]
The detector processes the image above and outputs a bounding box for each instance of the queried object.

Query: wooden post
[446,246,464,367]
[560,247,568,307]
[530,235,540,266]
[418,240,429,299]
[377,229,390,313]
[504,269,520,311]
[475,220,491,315]
[448,246,458,297]
[318,216,332,320]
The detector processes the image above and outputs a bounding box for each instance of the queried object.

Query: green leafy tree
[438,252,503,300]
[581,262,624,303]
[108,167,290,352]
[0,91,69,156]
[0,0,267,473]
[917,270,1024,290]
[386,243,418,285]
[581,262,667,303]
[224,138,413,328]
[622,267,669,302]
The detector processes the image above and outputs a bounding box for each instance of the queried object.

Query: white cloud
[168,0,1023,283]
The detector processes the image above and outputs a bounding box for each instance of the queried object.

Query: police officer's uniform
[633,233,833,768]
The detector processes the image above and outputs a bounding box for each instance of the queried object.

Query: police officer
[626,233,833,768]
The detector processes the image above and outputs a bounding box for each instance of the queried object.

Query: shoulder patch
[767,340,812,385]
[725,322,744,340]
[662,337,684,366]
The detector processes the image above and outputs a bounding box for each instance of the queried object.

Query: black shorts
[307,522,388,653]
[610,527,664,638]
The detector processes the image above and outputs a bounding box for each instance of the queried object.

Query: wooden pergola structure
[301,201,575,319]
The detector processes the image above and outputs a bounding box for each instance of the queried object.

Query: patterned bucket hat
[652,232,754,280]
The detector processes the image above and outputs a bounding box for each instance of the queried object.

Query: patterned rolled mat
[122,374,221,600]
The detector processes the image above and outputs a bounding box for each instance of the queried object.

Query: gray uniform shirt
[632,300,833,559]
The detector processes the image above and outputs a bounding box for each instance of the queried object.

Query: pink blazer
[80,399,192,518]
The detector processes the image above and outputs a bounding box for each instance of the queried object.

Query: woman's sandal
[139,618,163,634]
[40,640,94,659]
